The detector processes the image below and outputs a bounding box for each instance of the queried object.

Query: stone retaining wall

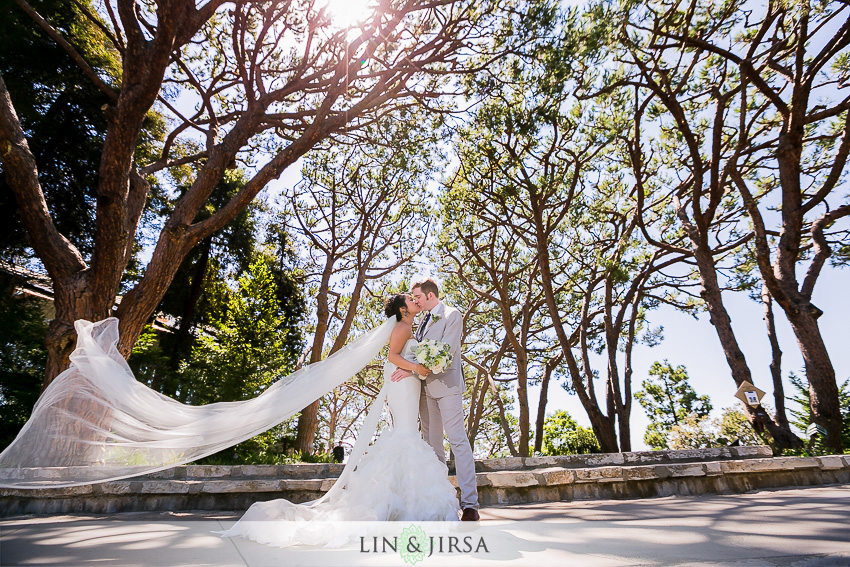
[474,455,850,505]
[2,447,848,516]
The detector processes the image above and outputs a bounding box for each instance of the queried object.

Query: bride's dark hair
[384,294,407,321]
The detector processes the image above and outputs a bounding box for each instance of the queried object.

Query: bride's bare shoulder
[390,320,413,340]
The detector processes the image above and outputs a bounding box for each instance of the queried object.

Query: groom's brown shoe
[461,507,480,522]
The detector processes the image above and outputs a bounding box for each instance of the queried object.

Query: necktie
[417,313,431,341]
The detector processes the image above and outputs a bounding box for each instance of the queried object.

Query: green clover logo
[398,524,430,565]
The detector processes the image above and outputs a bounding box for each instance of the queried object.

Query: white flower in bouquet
[413,339,453,375]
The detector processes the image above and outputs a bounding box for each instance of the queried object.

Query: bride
[219,293,461,546]
[0,291,462,545]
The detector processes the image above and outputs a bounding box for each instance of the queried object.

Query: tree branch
[802,204,850,299]
[0,74,86,278]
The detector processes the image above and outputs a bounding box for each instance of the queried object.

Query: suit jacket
[419,301,464,398]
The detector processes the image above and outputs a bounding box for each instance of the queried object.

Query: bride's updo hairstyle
[384,294,407,321]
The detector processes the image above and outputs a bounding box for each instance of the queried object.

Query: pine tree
[636,361,712,449]
[788,373,850,452]
[539,410,600,455]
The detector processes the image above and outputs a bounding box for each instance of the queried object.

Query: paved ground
[1,484,849,566]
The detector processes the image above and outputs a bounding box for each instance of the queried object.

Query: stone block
[202,479,282,493]
[721,457,818,474]
[26,467,69,480]
[719,459,762,474]
[534,467,575,486]
[308,464,330,477]
[97,482,134,495]
[480,458,525,471]
[582,453,626,467]
[622,466,660,481]
[729,446,772,459]
[0,468,23,480]
[238,465,280,477]
[664,464,706,478]
[7,485,94,497]
[574,466,623,483]
[524,456,562,468]
[667,448,725,461]
[277,464,306,478]
[471,475,489,488]
[624,451,664,464]
[276,464,334,479]
[142,468,181,479]
[140,481,191,494]
[704,462,723,476]
[281,479,324,491]
[770,457,819,469]
[186,465,231,478]
[816,456,846,470]
[485,471,539,488]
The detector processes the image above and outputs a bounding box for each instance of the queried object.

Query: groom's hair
[412,278,439,298]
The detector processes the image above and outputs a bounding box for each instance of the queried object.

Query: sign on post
[806,423,828,439]
[734,381,766,407]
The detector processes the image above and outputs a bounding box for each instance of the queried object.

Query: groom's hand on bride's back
[391,368,413,382]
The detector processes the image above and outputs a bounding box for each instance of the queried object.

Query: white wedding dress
[220,338,460,547]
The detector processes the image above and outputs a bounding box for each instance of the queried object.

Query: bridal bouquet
[413,339,453,375]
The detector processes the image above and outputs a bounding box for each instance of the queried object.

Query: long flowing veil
[0,317,395,488]
[214,375,396,545]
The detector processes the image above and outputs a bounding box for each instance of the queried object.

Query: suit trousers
[419,383,479,510]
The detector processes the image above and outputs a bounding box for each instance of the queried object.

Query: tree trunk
[783,304,842,451]
[467,370,489,453]
[564,348,619,452]
[294,266,332,455]
[528,191,619,453]
[618,302,637,453]
[534,362,552,455]
[691,243,801,449]
[487,373,518,457]
[43,318,78,391]
[761,284,793,434]
[765,85,842,451]
[43,272,117,388]
[693,247,753,385]
[327,395,338,451]
[516,359,530,457]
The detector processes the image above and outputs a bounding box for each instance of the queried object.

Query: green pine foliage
[186,257,298,403]
[186,257,302,463]
[130,254,305,464]
[668,407,760,450]
[788,373,850,453]
[538,410,600,455]
[636,361,713,449]
[0,280,47,449]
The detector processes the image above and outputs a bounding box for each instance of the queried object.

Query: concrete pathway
[1,485,848,566]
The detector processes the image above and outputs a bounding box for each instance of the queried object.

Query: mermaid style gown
[220,338,460,547]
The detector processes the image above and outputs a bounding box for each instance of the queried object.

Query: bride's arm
[387,324,430,376]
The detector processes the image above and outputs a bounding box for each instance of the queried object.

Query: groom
[392,278,480,521]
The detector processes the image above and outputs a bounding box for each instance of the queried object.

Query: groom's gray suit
[417,301,479,510]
